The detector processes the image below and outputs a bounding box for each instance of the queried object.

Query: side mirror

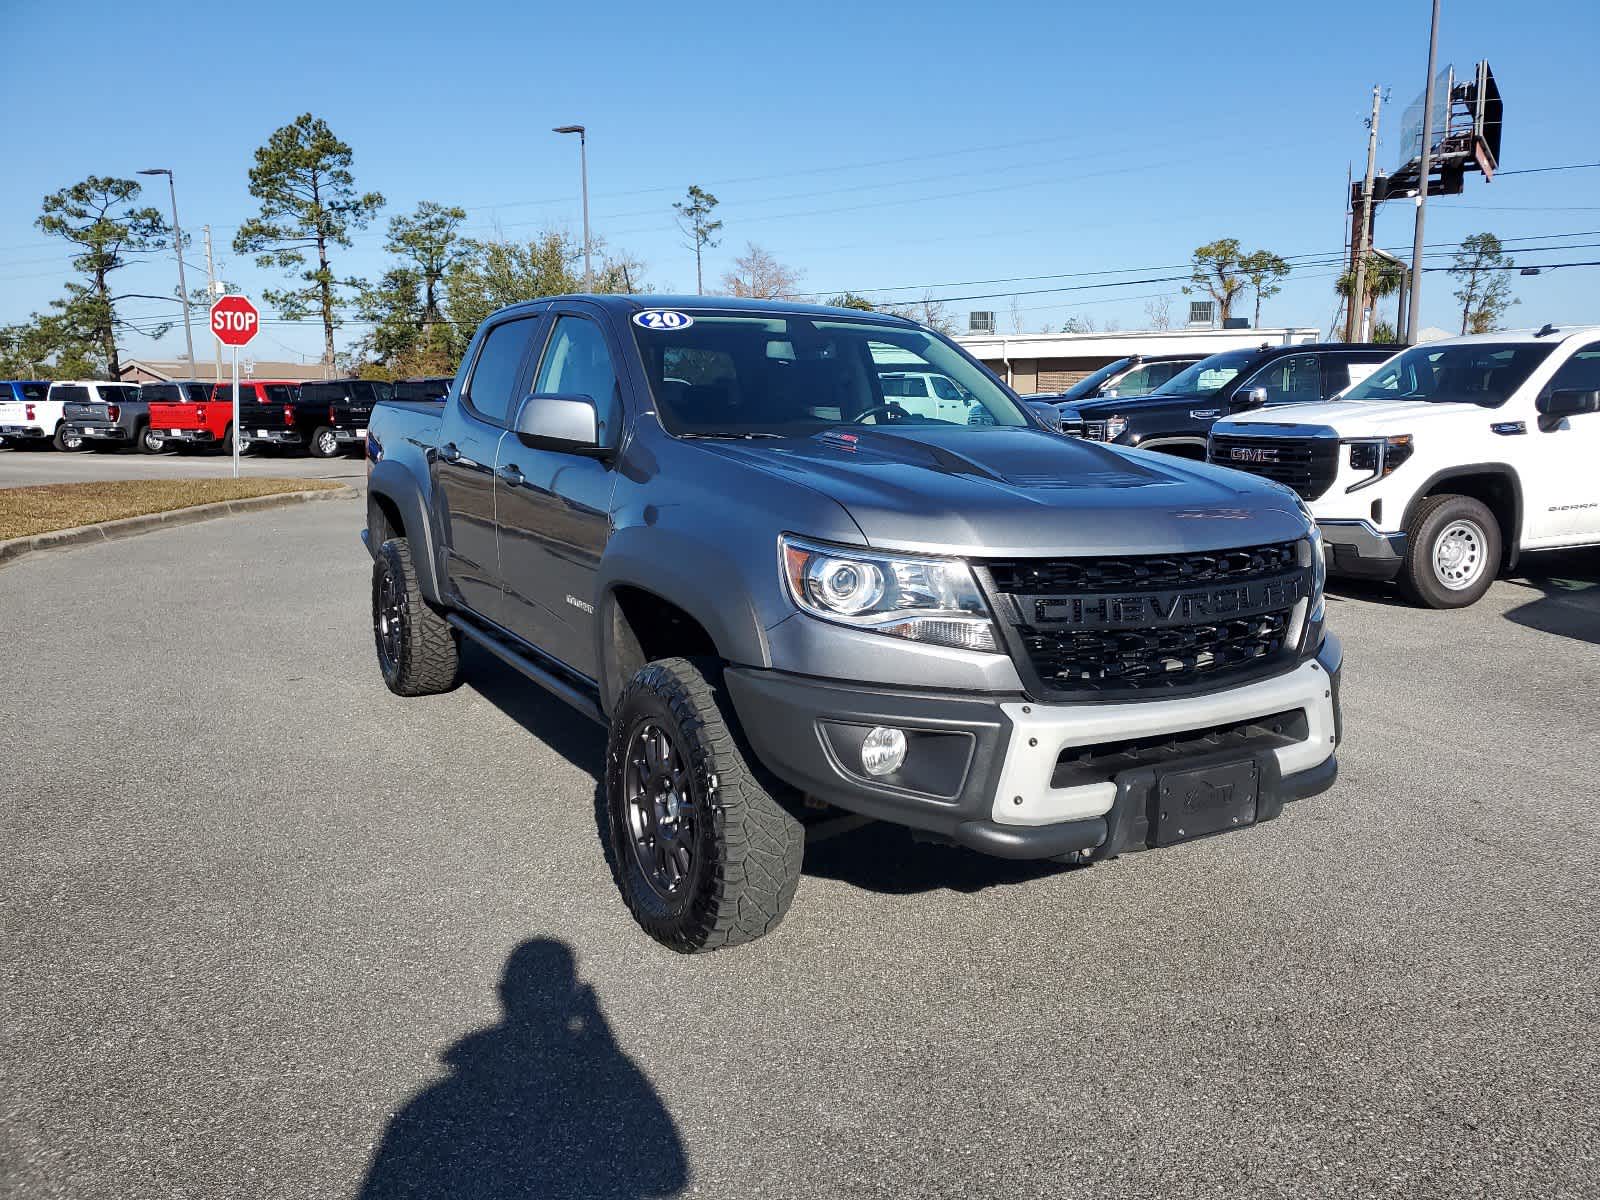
[514,393,610,455]
[1232,386,1269,412]
[1026,400,1064,432]
[1537,388,1600,421]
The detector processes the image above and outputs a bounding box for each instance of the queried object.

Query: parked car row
[0,376,455,456]
[1040,330,1600,609]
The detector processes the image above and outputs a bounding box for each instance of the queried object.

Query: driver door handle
[499,463,526,488]
[438,442,461,464]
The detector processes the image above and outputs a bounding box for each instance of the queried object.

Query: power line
[1494,161,1600,177]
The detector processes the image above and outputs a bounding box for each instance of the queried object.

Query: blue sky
[1,0,1595,364]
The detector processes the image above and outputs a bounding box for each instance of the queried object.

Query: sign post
[209,295,260,478]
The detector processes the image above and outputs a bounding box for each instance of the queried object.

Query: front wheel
[1399,494,1502,609]
[372,537,461,696]
[52,424,84,452]
[601,657,805,953]
[309,426,339,458]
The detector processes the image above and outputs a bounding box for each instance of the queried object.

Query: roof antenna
[1535,323,1559,338]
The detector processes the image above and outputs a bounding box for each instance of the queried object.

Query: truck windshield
[50,385,90,404]
[264,385,297,404]
[142,385,180,402]
[1055,359,1131,402]
[632,311,1027,435]
[1149,349,1256,398]
[1342,342,1555,408]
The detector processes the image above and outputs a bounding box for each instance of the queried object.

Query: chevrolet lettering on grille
[1231,446,1278,464]
[1033,572,1306,629]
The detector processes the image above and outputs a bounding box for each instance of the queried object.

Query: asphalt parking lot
[2,500,1598,1200]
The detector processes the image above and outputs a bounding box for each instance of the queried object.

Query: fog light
[860,726,907,777]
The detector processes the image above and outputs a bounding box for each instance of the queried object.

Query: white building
[954,327,1323,394]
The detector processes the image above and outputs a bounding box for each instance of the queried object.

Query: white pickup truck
[0,380,95,451]
[1209,326,1600,608]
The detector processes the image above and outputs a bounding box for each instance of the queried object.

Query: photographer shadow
[358,938,686,1200]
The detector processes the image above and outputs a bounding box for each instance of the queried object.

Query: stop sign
[210,295,260,347]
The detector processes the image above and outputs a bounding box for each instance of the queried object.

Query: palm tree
[1336,255,1405,340]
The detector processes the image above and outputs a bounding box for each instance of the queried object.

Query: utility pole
[1406,0,1442,344]
[1347,84,1384,341]
[203,226,222,384]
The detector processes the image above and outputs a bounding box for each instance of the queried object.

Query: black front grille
[983,542,1307,696]
[1208,434,1339,500]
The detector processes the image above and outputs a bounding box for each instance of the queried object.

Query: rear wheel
[220,424,251,456]
[137,423,166,454]
[1399,494,1502,609]
[372,537,461,696]
[52,424,83,452]
[309,426,339,458]
[601,657,805,953]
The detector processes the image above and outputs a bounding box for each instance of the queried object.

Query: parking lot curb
[0,483,359,568]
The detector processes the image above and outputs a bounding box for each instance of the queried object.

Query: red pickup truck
[147,380,305,453]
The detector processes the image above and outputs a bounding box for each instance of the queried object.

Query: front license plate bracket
[1152,760,1260,847]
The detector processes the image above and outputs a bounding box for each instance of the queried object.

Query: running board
[447,614,607,726]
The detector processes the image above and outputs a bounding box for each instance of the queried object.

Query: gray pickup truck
[363,295,1342,952]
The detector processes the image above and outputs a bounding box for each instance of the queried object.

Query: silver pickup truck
[62,381,178,453]
[362,295,1343,953]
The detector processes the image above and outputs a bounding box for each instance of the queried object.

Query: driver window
[532,316,620,438]
[1545,345,1600,395]
[1110,365,1151,396]
[1242,354,1321,404]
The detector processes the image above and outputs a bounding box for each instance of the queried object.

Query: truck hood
[1063,391,1214,420]
[689,426,1307,557]
[1219,397,1486,435]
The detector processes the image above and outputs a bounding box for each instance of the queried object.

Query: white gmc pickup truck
[1209,326,1600,607]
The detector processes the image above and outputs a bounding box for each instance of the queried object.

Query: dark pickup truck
[1060,343,1394,459]
[298,379,393,457]
[363,296,1342,952]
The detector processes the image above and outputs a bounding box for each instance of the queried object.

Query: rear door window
[20,382,49,401]
[142,384,181,402]
[464,318,540,426]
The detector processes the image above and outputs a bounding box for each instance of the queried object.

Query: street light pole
[553,125,592,292]
[139,168,195,369]
[1405,0,1442,345]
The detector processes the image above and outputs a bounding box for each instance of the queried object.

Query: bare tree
[1143,295,1173,331]
[886,291,956,334]
[720,243,803,299]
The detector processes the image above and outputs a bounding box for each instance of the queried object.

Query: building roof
[955,327,1325,360]
[118,358,330,383]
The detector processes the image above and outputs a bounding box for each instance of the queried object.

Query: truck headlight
[1104,416,1127,440]
[1346,435,1413,491]
[780,535,999,653]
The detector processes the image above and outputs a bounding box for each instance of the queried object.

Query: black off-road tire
[601,657,805,953]
[309,426,339,458]
[372,537,461,696]
[1399,494,1502,610]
